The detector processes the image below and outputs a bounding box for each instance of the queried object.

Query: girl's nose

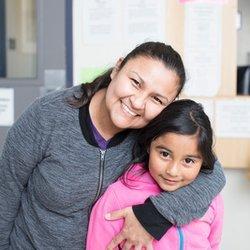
[166,162,179,177]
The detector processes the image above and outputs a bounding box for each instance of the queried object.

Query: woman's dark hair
[68,41,186,107]
[133,99,216,172]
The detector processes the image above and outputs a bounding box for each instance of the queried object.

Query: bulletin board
[73,0,250,168]
[168,0,250,169]
[73,0,167,84]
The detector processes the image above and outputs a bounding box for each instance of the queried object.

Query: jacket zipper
[94,149,106,202]
[88,149,106,216]
[177,227,184,250]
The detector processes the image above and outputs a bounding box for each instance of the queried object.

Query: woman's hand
[105,207,154,250]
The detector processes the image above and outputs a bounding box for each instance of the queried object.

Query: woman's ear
[110,57,124,79]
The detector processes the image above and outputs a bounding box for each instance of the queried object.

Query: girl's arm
[133,161,226,239]
[0,98,49,249]
[208,195,224,250]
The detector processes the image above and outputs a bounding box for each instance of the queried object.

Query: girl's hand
[105,207,154,250]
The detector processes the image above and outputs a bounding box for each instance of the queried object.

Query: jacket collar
[79,103,132,148]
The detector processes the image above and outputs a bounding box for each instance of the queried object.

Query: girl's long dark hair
[133,99,216,172]
[68,42,186,107]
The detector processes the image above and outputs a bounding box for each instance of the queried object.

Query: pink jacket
[86,164,224,250]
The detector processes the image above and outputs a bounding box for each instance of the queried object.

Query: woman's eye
[153,96,163,105]
[131,78,140,86]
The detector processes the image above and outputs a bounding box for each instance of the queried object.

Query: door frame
[0,0,6,78]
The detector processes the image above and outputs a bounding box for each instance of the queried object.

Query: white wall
[221,169,250,250]
[226,0,250,246]
[237,0,250,65]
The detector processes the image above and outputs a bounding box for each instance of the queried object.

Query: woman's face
[148,132,203,192]
[105,56,180,130]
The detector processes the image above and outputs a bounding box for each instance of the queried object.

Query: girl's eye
[153,96,163,105]
[160,151,170,158]
[184,158,195,165]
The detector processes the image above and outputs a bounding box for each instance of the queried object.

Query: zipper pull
[100,149,106,160]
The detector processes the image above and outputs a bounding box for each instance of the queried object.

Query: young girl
[0,42,225,249]
[87,99,224,250]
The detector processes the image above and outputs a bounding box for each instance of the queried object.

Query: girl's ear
[110,57,124,79]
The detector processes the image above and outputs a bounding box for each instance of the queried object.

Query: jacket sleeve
[86,186,123,250]
[133,161,226,239]
[0,98,49,249]
[208,195,224,250]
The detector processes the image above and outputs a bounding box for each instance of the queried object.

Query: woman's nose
[130,93,146,110]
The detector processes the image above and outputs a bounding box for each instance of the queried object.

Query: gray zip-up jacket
[0,86,225,249]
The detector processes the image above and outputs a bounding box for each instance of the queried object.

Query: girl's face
[148,132,203,192]
[105,56,179,130]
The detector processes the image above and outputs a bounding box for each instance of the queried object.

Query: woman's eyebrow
[131,71,145,83]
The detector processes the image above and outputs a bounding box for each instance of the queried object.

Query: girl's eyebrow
[186,154,202,159]
[155,146,172,153]
[156,145,202,159]
[130,71,170,103]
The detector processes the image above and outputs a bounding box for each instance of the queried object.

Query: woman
[0,42,225,249]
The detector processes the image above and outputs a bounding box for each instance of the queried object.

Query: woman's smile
[121,101,139,117]
[104,56,179,131]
